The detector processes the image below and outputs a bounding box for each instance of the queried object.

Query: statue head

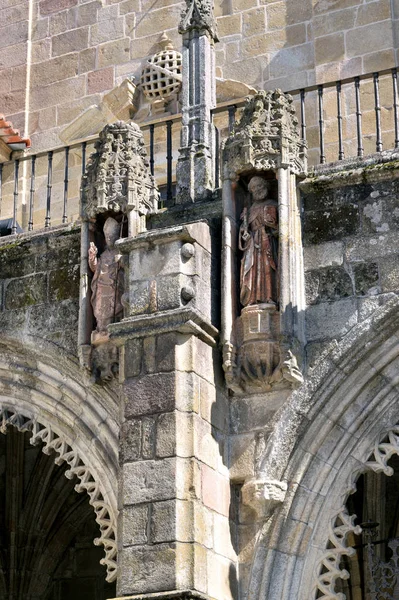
[103,217,120,248]
[248,176,269,202]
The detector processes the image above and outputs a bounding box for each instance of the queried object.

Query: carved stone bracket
[241,478,287,519]
[223,305,303,394]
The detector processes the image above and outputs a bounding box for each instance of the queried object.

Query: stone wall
[0,224,80,355]
[302,152,399,367]
[1,0,398,152]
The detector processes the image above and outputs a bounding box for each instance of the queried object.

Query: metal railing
[1,67,399,234]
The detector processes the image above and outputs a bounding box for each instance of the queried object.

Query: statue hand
[88,242,98,271]
[89,242,98,258]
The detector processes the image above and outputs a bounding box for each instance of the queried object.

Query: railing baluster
[228,105,236,134]
[12,160,19,235]
[300,89,306,142]
[166,120,173,204]
[45,151,53,228]
[62,146,69,224]
[28,156,36,231]
[336,81,344,160]
[318,85,326,164]
[81,141,87,177]
[149,124,155,177]
[392,68,399,150]
[355,77,364,158]
[373,72,383,152]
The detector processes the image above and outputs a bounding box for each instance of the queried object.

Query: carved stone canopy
[223,89,307,176]
[179,0,219,41]
[81,121,159,234]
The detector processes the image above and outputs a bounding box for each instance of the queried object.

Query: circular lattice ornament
[141,33,182,114]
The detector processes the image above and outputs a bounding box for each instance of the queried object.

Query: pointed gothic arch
[0,335,119,583]
[248,296,399,600]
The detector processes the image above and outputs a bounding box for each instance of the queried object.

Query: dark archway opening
[336,454,399,599]
[0,427,116,600]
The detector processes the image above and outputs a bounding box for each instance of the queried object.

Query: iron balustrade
[1,67,399,234]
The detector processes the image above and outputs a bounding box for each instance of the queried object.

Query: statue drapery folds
[239,176,278,307]
[88,217,124,337]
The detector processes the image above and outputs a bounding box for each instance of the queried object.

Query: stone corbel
[241,478,287,520]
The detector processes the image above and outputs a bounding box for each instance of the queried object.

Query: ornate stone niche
[78,121,159,382]
[221,90,307,395]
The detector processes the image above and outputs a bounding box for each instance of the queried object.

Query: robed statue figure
[239,176,278,307]
[88,217,124,335]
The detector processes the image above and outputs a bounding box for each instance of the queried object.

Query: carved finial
[159,31,174,50]
[179,0,219,41]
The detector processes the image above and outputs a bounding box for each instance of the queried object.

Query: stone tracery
[313,426,399,600]
[0,407,118,583]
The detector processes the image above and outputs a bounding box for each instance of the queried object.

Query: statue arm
[88,242,98,273]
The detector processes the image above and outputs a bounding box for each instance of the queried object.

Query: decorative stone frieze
[221,89,307,395]
[241,478,287,519]
[0,407,118,583]
[313,509,362,600]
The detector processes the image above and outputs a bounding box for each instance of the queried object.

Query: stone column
[176,0,218,204]
[278,166,306,353]
[109,222,236,600]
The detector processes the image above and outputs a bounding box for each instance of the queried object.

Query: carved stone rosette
[78,121,159,382]
[221,90,307,395]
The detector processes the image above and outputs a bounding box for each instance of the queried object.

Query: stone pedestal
[108,222,236,600]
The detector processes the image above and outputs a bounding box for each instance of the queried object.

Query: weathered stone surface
[48,264,80,301]
[4,272,47,309]
[305,297,358,341]
[303,204,360,245]
[119,543,177,594]
[353,262,379,295]
[122,504,149,545]
[305,266,353,304]
[124,372,177,417]
[123,458,177,504]
[120,419,142,462]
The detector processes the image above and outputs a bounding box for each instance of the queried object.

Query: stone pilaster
[176,0,218,204]
[109,222,236,600]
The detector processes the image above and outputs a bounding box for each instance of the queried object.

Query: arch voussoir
[250,299,399,600]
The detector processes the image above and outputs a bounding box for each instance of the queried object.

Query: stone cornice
[109,306,218,347]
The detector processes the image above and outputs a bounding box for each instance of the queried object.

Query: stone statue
[88,217,124,337]
[239,176,278,307]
